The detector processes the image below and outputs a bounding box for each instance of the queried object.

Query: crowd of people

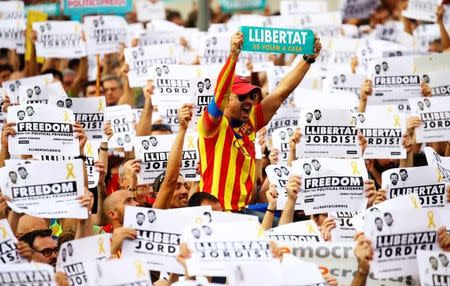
[0,0,450,285]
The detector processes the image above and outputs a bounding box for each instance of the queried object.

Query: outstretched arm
[261,36,322,125]
[201,32,242,137]
[153,104,193,209]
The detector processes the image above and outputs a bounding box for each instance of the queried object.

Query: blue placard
[25,3,61,16]
[241,26,315,55]
[63,0,132,16]
[219,0,266,13]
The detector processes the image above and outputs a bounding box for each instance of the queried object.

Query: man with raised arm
[198,31,321,211]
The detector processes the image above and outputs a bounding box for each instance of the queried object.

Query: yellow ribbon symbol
[306,222,315,234]
[410,196,419,209]
[97,99,104,112]
[169,46,175,57]
[194,217,202,224]
[436,168,443,183]
[0,226,7,239]
[63,111,70,122]
[134,260,146,278]
[85,143,93,157]
[66,163,75,179]
[412,63,417,74]
[196,67,202,78]
[187,135,195,149]
[98,237,106,254]
[387,106,393,113]
[351,161,361,176]
[427,210,436,229]
[257,226,265,238]
[312,79,318,89]
[393,115,400,128]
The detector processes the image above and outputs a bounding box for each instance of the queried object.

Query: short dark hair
[166,10,182,22]
[0,64,13,73]
[82,80,99,95]
[151,124,172,134]
[42,68,63,82]
[188,192,220,207]
[19,229,52,246]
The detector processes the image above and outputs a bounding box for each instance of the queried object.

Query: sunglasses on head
[237,91,258,102]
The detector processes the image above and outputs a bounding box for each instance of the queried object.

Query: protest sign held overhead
[0,262,56,286]
[122,206,209,273]
[409,97,450,143]
[32,21,86,58]
[84,140,100,189]
[357,106,407,159]
[329,212,360,242]
[265,165,300,210]
[18,81,66,105]
[219,0,267,12]
[68,97,106,141]
[382,166,450,209]
[0,219,26,264]
[84,15,127,55]
[292,158,368,214]
[63,0,132,17]
[425,147,450,183]
[7,104,80,157]
[106,105,135,151]
[402,0,443,22]
[298,109,361,158]
[266,220,323,244]
[417,250,450,286]
[3,73,53,104]
[240,26,314,54]
[134,133,199,184]
[3,159,87,219]
[0,19,25,52]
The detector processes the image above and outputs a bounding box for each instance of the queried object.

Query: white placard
[409,97,450,143]
[106,106,135,151]
[71,97,106,141]
[18,81,66,105]
[382,166,450,209]
[0,19,25,51]
[425,147,450,184]
[183,221,270,277]
[199,33,230,65]
[402,0,442,22]
[364,208,448,279]
[265,165,299,210]
[298,109,361,158]
[7,104,80,156]
[280,0,328,16]
[84,15,127,55]
[56,234,111,286]
[265,220,323,243]
[3,159,87,219]
[292,158,368,215]
[271,127,295,166]
[290,242,418,286]
[0,219,25,264]
[0,263,56,285]
[267,106,300,136]
[280,254,326,286]
[358,106,407,159]
[136,31,180,47]
[122,206,209,273]
[341,0,379,20]
[97,256,152,286]
[2,74,53,104]
[33,21,86,58]
[417,250,450,286]
[135,0,166,23]
[0,1,24,20]
[329,211,359,242]
[84,140,100,189]
[124,44,177,88]
[325,72,364,97]
[134,133,199,184]
[425,71,450,96]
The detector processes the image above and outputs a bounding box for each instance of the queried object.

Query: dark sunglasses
[34,247,59,257]
[237,92,257,102]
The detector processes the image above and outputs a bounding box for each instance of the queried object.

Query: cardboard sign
[363,209,447,278]
[122,206,209,273]
[240,26,314,54]
[84,15,127,55]
[199,33,230,65]
[70,97,106,141]
[18,81,66,105]
[357,106,407,159]
[417,250,450,286]
[0,19,25,52]
[33,21,86,58]
[63,0,132,17]
[270,127,295,166]
[2,74,53,104]
[325,72,364,97]
[265,165,300,210]
[382,166,450,209]
[409,97,450,143]
[7,104,80,157]
[124,44,177,88]
[329,212,359,242]
[106,105,135,151]
[267,106,300,136]
[292,158,368,215]
[3,159,87,219]
[134,133,199,184]
[0,219,26,264]
[402,0,442,22]
[298,109,361,158]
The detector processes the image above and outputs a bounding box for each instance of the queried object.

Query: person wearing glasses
[198,31,322,211]
[19,229,58,267]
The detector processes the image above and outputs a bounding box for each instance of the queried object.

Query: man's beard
[374,160,397,174]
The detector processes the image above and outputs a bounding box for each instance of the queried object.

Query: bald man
[16,215,49,239]
[102,190,139,232]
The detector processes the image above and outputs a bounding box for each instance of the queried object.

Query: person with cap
[198,31,321,211]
